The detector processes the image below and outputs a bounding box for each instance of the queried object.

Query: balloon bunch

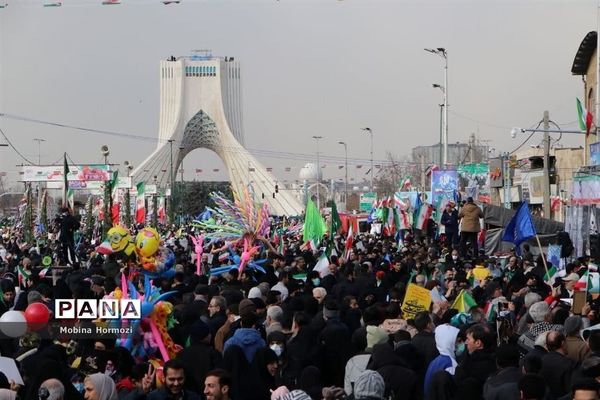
[112,274,180,361]
[0,302,50,338]
[95,225,137,259]
[135,227,175,278]
[209,236,267,277]
[192,189,271,242]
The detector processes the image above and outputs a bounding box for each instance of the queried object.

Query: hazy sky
[0,0,597,188]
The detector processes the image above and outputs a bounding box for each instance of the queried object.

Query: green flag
[330,201,342,235]
[303,198,327,244]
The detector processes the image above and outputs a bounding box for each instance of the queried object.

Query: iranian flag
[111,187,120,226]
[414,204,432,231]
[313,253,331,277]
[344,224,353,260]
[135,182,146,224]
[574,269,590,292]
[577,98,594,138]
[158,196,166,224]
[67,189,74,211]
[400,176,412,191]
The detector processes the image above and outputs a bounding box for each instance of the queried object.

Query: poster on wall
[431,170,458,221]
[457,163,490,203]
[591,142,600,166]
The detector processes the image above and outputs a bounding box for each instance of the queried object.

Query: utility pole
[312,136,323,210]
[168,139,174,224]
[469,133,475,163]
[502,152,511,209]
[543,110,551,218]
[420,154,426,191]
[439,104,444,165]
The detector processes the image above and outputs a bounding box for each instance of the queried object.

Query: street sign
[359,192,376,212]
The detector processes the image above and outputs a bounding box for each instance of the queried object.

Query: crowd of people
[0,200,598,400]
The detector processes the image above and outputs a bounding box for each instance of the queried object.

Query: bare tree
[374,152,420,198]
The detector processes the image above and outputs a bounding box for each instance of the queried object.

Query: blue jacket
[424,354,454,397]
[223,328,266,363]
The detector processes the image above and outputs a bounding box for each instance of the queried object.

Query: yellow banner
[401,283,432,319]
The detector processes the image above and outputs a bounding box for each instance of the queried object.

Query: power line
[0,126,36,165]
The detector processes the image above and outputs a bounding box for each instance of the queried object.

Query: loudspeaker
[557,231,574,258]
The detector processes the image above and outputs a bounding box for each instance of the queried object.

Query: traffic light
[262,193,265,199]
[275,184,279,193]
[272,193,276,199]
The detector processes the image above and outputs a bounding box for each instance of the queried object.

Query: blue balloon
[141,302,154,318]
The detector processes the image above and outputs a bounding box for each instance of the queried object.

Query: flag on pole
[330,201,342,235]
[110,171,120,226]
[543,265,558,286]
[313,253,331,277]
[547,245,562,270]
[135,182,145,224]
[67,189,74,211]
[451,289,477,313]
[575,269,591,292]
[303,198,327,245]
[344,224,354,260]
[158,196,166,224]
[400,176,412,191]
[502,202,536,247]
[577,98,594,138]
[62,153,69,207]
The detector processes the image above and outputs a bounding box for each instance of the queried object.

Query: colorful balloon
[0,311,27,338]
[24,303,50,330]
[136,227,160,259]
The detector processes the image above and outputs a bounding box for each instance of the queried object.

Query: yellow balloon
[136,227,160,258]
[107,226,132,253]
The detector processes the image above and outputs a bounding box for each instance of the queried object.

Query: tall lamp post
[338,141,348,204]
[425,47,448,166]
[432,85,445,165]
[33,138,45,165]
[179,146,185,225]
[168,139,174,224]
[312,135,323,210]
[123,161,133,227]
[361,128,373,193]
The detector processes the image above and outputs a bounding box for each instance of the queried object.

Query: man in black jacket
[57,207,80,267]
[540,331,577,399]
[440,202,459,249]
[454,323,497,399]
[411,312,439,369]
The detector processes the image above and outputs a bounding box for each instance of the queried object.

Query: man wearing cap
[559,272,580,298]
[564,315,590,363]
[441,201,459,250]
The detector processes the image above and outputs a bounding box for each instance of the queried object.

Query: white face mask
[270,344,283,357]
[452,255,458,260]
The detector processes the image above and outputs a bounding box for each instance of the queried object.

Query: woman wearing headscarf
[84,373,118,400]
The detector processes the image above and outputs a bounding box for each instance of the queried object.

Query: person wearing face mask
[267,331,302,389]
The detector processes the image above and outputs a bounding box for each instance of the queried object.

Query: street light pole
[33,138,45,165]
[362,128,373,193]
[542,110,551,219]
[168,139,174,224]
[425,47,448,166]
[338,141,348,205]
[312,136,323,210]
